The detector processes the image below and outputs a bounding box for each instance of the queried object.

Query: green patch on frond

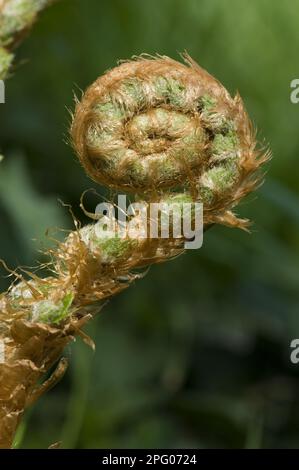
[30,292,74,325]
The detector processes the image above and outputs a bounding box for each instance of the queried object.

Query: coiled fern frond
[0,54,269,448]
[72,54,268,228]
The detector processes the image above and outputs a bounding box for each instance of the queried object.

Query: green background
[1,0,299,449]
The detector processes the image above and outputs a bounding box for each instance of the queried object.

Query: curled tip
[71,54,269,229]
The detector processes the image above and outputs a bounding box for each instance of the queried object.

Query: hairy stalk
[0,0,55,80]
[0,54,269,448]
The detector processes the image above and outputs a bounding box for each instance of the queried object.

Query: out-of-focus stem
[0,0,55,80]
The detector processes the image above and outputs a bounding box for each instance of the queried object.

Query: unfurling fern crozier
[0,54,269,448]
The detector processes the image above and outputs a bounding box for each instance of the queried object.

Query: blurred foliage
[1,0,299,449]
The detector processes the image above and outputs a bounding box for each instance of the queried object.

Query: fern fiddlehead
[0,55,269,448]
[72,55,266,228]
